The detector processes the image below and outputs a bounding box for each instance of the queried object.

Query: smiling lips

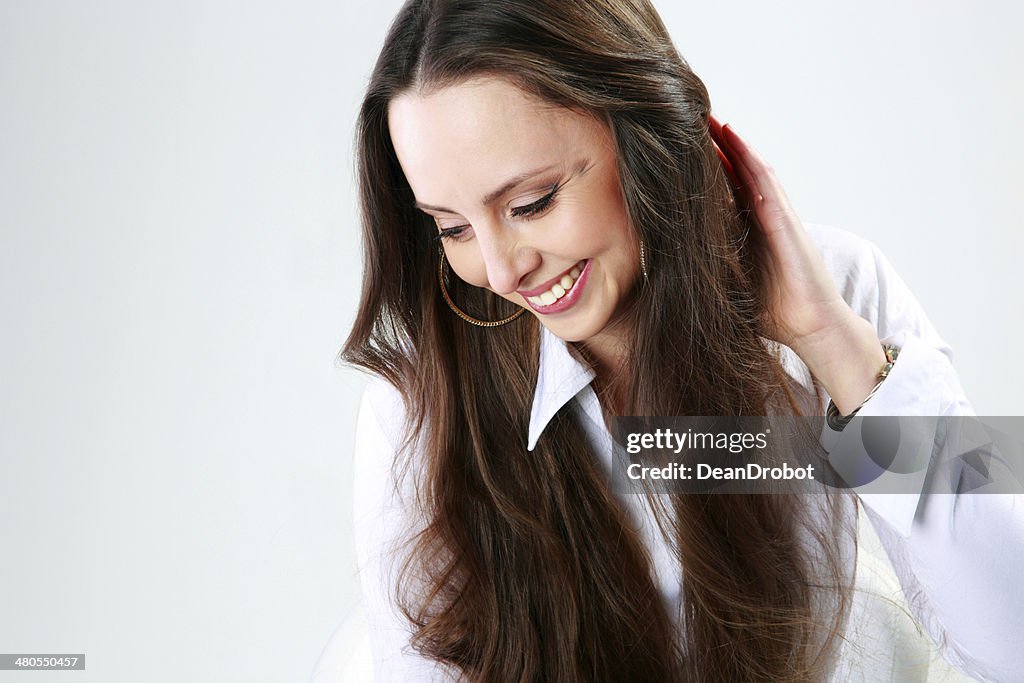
[518,259,590,314]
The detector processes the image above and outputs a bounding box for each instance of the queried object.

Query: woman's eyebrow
[413,163,560,214]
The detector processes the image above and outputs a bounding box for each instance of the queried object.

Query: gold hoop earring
[437,249,526,327]
[639,239,649,280]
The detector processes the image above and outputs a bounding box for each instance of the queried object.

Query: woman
[341,0,1022,681]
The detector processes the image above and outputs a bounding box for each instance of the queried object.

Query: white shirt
[350,224,1024,682]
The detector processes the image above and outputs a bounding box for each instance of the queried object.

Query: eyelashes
[510,183,559,218]
[433,227,467,242]
[433,183,560,243]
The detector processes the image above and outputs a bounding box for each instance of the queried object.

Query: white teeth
[527,260,587,307]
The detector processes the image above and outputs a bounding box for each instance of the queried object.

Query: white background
[1,1,1021,681]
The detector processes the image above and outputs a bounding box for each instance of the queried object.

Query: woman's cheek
[446,251,491,289]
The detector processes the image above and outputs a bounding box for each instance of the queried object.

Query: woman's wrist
[790,311,887,416]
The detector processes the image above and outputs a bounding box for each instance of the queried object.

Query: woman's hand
[708,114,887,415]
[708,113,845,348]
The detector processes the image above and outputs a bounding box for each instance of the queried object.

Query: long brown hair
[342,1,855,680]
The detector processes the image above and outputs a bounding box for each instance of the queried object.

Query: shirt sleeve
[352,379,461,682]
[810,224,1024,682]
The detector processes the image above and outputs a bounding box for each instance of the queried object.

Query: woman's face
[387,77,640,346]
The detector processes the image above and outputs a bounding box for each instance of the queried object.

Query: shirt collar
[524,332,804,452]
[527,325,596,451]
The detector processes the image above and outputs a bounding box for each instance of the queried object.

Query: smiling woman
[388,78,641,360]
[337,0,1023,681]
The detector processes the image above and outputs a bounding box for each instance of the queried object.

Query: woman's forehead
[387,77,611,205]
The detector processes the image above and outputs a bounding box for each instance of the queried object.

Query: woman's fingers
[709,112,726,148]
[711,116,802,241]
[715,145,740,189]
[710,117,849,347]
[708,113,740,190]
[720,124,761,195]
[715,122,763,216]
[722,124,788,205]
[720,123,799,234]
[721,127,759,195]
[709,114,756,197]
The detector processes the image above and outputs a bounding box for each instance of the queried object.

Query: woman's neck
[572,325,632,417]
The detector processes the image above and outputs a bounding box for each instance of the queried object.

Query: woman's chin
[538,315,607,345]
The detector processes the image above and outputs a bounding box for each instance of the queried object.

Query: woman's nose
[474,225,536,295]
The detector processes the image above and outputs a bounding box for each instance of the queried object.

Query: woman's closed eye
[509,183,559,219]
[433,183,561,243]
[434,225,470,242]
